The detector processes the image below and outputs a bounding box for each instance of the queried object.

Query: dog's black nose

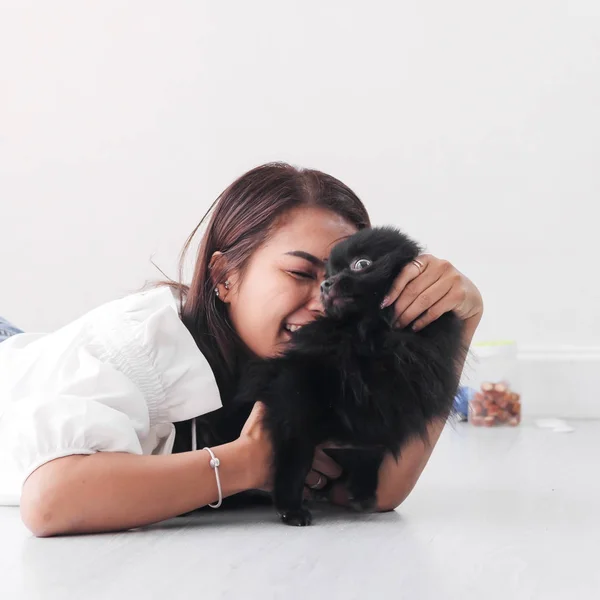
[321,279,333,294]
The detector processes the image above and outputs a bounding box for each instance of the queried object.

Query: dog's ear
[375,249,414,280]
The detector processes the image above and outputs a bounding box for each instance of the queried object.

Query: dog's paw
[279,508,313,526]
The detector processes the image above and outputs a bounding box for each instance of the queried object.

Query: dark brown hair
[155,162,370,401]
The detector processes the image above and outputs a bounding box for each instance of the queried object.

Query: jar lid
[472,340,517,358]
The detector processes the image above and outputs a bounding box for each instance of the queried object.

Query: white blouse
[0,287,222,506]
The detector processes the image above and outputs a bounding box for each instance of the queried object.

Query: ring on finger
[308,473,325,489]
[411,259,424,274]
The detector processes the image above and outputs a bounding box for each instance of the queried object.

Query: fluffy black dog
[229,226,467,526]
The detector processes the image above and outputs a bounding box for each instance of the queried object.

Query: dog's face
[321,227,421,318]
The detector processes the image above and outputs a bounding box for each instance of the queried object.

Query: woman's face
[221,206,358,358]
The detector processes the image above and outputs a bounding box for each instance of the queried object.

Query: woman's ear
[210,251,236,303]
[208,251,224,272]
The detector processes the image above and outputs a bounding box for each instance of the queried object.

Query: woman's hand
[239,407,344,496]
[238,402,274,491]
[381,254,483,331]
[303,445,343,498]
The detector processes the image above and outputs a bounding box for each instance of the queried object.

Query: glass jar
[468,341,521,427]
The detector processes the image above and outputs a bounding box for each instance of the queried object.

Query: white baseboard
[461,346,600,419]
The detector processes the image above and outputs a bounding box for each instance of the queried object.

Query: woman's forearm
[455,312,482,380]
[375,312,483,511]
[375,418,446,510]
[21,439,257,537]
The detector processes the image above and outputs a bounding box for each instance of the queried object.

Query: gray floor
[1,420,598,600]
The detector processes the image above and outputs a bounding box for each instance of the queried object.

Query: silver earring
[224,280,230,290]
[214,287,219,298]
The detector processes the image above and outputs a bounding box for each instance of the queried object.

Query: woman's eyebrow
[284,251,327,268]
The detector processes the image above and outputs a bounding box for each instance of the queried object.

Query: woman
[0,163,483,537]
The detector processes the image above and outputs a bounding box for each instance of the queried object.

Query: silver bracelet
[203,447,222,508]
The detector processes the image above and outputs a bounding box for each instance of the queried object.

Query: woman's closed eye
[289,270,316,280]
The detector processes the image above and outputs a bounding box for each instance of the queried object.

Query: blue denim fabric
[453,385,474,421]
[0,316,23,343]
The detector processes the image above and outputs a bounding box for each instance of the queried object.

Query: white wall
[1,2,599,412]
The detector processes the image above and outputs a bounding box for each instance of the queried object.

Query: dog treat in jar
[468,341,521,427]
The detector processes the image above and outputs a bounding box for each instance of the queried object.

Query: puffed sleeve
[0,287,222,506]
[0,332,151,505]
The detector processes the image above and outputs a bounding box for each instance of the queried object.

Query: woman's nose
[307,282,325,315]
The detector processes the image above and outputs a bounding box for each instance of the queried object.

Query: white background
[1,1,598,352]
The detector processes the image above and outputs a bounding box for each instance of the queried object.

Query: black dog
[229,226,467,525]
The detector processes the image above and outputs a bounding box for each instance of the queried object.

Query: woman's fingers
[394,277,453,329]
[381,254,433,308]
[391,265,445,325]
[239,402,274,492]
[305,470,328,489]
[304,446,344,490]
[312,447,343,479]
[410,287,463,332]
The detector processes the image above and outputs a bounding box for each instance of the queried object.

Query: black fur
[223,226,467,525]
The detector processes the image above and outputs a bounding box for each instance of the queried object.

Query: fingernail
[380,297,390,309]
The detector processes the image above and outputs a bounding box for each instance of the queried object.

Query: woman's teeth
[285,324,303,333]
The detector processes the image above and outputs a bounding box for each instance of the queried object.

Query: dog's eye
[351,258,372,271]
